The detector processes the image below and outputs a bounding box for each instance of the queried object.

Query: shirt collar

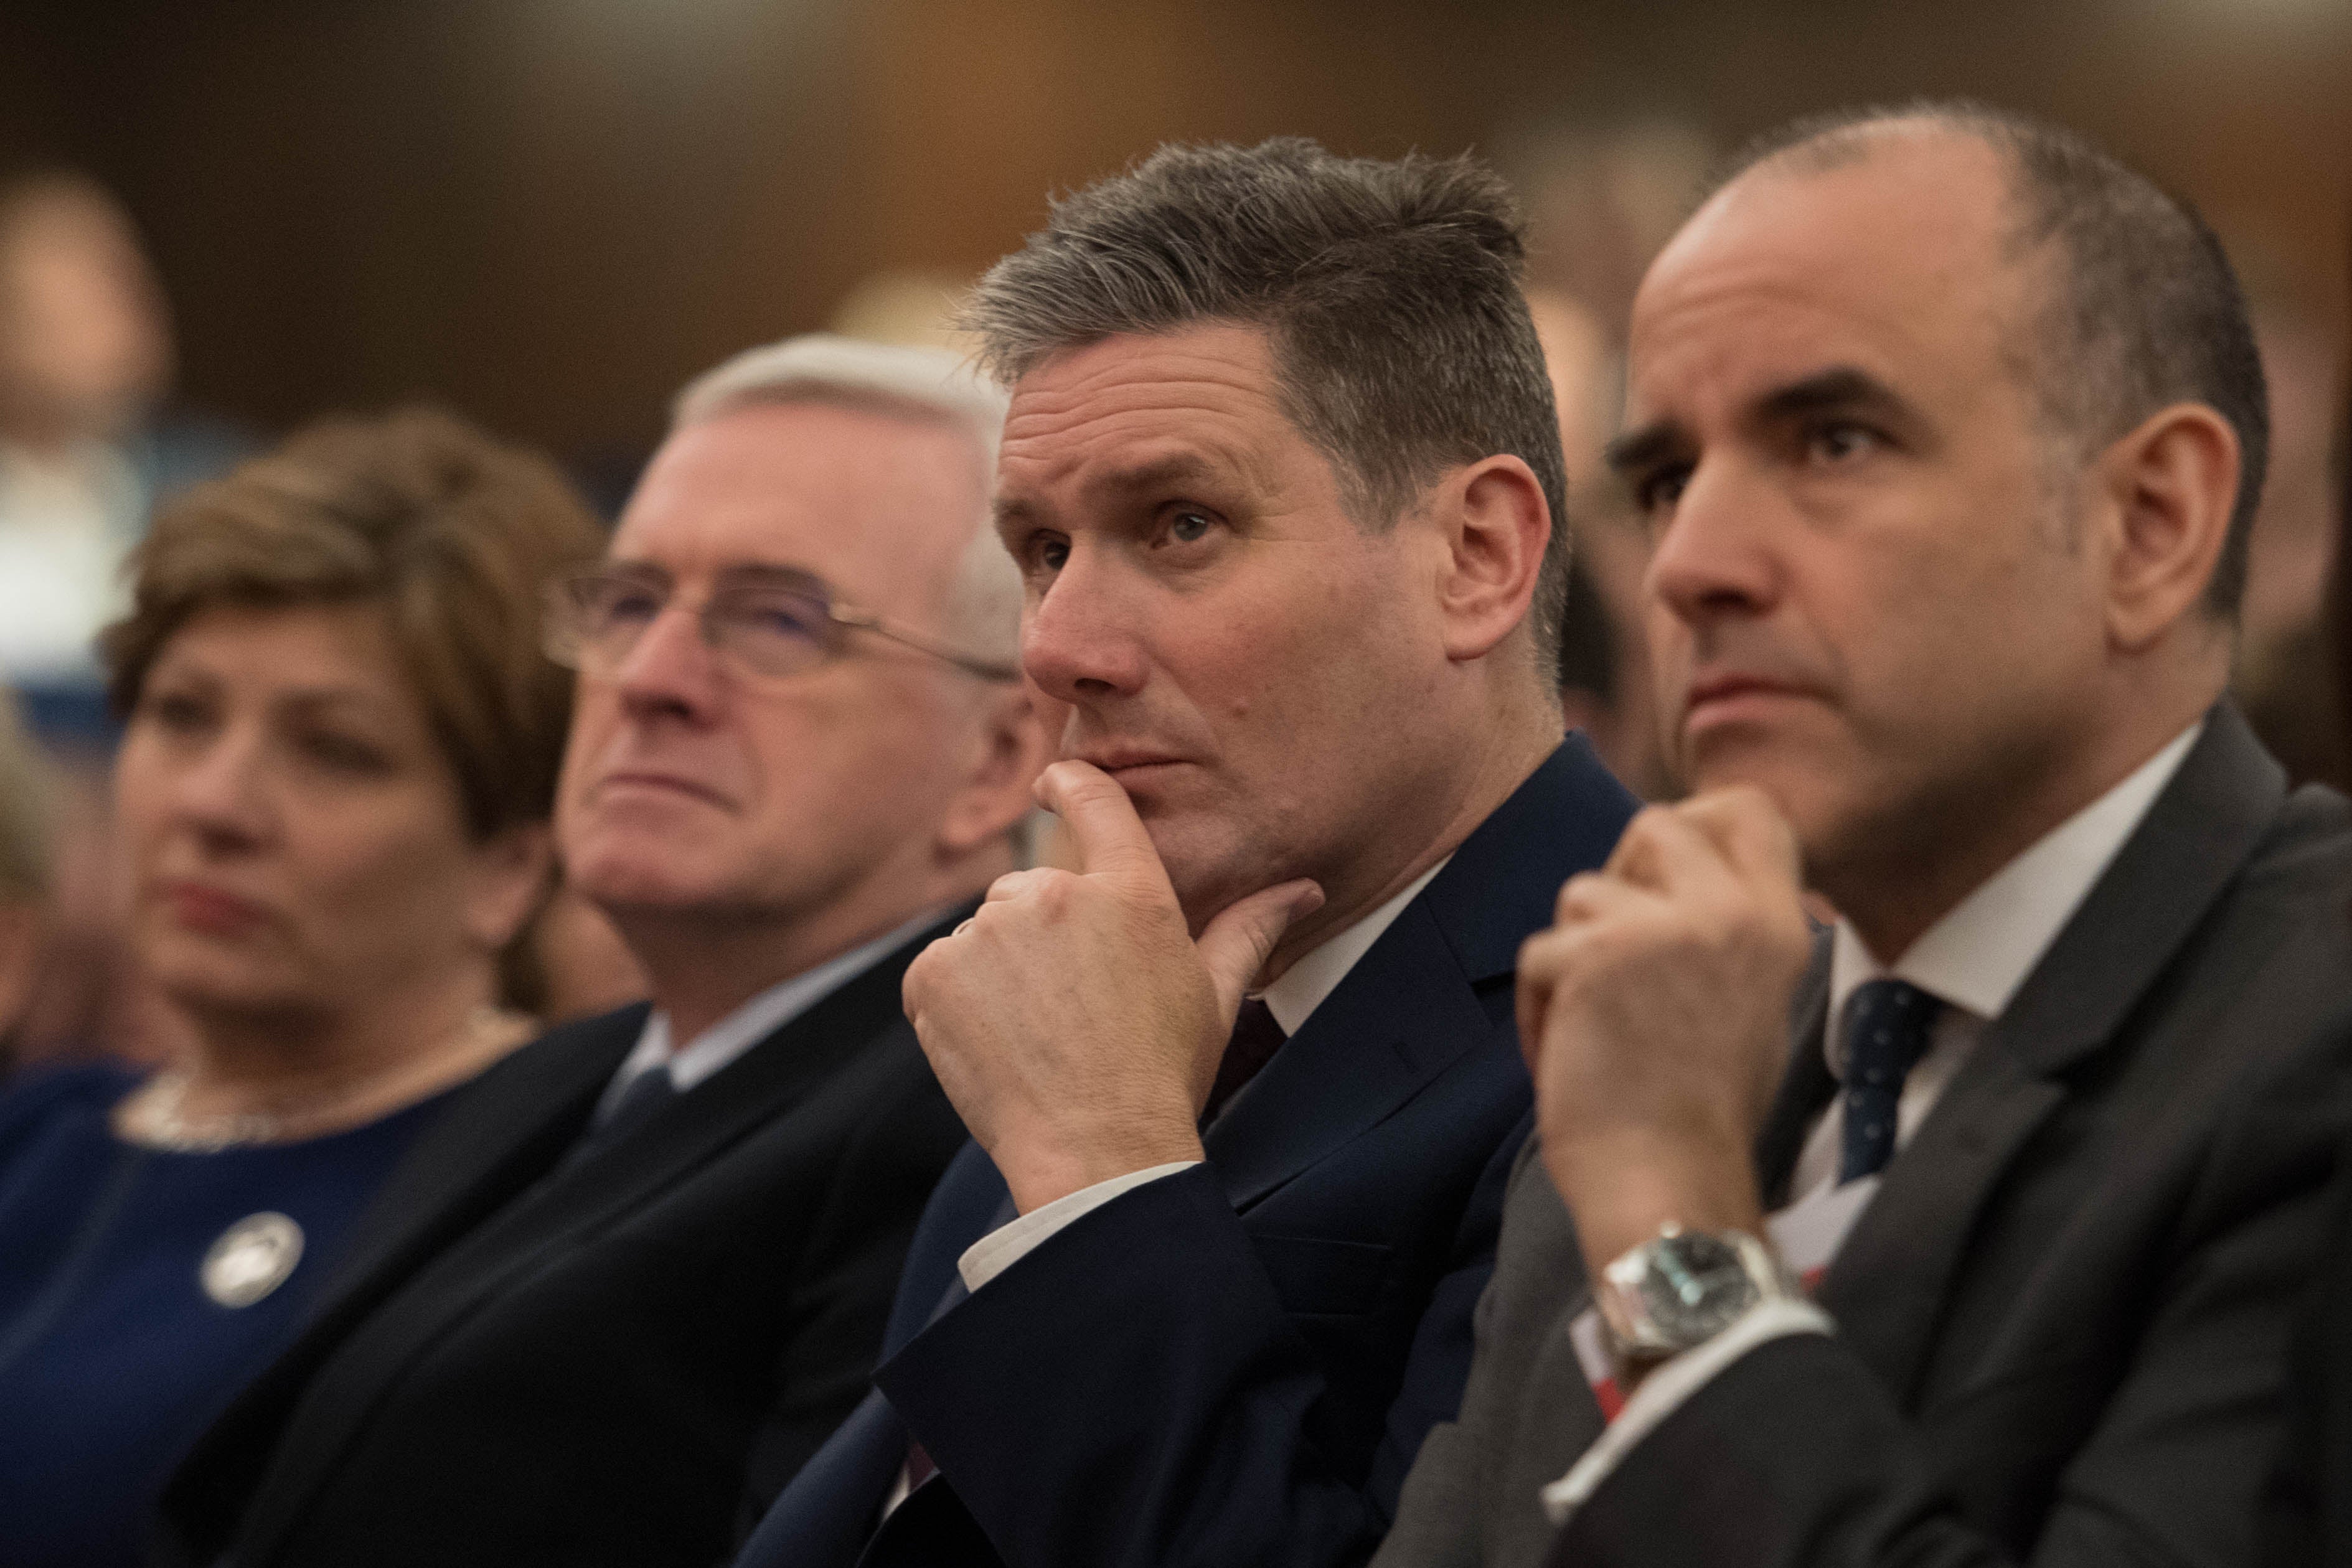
[1256,856,1452,1036]
[603,902,959,1114]
[1827,720,2203,1051]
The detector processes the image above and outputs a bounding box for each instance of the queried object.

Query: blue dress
[0,1063,457,1567]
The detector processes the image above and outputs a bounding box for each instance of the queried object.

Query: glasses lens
[549,573,666,670]
[708,588,835,677]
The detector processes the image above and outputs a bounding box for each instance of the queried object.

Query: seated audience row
[156,337,1042,1566]
[1,95,2346,1568]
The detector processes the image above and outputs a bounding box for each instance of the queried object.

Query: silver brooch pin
[201,1212,306,1308]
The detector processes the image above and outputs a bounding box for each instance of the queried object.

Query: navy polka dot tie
[1838,979,1942,1184]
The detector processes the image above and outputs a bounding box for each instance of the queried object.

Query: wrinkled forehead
[612,399,989,611]
[995,326,1301,508]
[1627,134,2040,426]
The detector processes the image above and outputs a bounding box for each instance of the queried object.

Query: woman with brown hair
[0,408,604,1566]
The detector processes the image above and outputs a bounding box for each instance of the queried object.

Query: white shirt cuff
[956,1162,1200,1293]
[1540,1297,1833,1526]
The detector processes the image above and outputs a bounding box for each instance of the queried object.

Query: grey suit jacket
[1375,704,2352,1568]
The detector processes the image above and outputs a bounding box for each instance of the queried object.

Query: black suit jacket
[733,737,1641,1568]
[1375,704,2352,1568]
[2260,1146,2352,1564]
[156,911,971,1568]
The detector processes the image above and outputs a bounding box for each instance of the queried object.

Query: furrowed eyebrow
[1603,422,1686,479]
[994,451,1228,538]
[992,495,1038,536]
[1749,366,1916,430]
[1091,453,1219,497]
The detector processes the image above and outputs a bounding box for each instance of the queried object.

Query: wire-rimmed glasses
[543,564,1020,684]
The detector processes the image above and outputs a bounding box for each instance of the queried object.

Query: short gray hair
[961,138,1572,667]
[672,334,1020,661]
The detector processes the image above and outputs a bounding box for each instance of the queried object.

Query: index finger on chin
[1036,759,1175,894]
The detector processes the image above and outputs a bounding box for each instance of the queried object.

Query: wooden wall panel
[1,0,2341,458]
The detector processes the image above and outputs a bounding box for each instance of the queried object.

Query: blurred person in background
[2234,279,2346,790]
[0,408,600,1567]
[1554,556,1624,771]
[160,337,1045,1568]
[0,691,53,1056]
[1511,123,1716,800]
[0,171,244,735]
[0,171,250,1077]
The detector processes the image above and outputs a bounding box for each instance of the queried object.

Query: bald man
[1377,101,2352,1568]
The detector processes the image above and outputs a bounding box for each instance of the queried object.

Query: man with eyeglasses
[157,336,1049,1568]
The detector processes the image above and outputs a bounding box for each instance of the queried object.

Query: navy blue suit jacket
[735,738,1637,1568]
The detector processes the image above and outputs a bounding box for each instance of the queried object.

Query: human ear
[937,685,1051,857]
[464,820,557,952]
[1434,454,1552,663]
[2094,402,2240,650]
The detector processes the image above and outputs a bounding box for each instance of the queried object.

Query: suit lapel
[1815,703,2287,1404]
[1208,738,1638,1212]
[1207,896,1494,1209]
[313,1006,649,1311]
[237,913,962,1558]
[413,919,948,1308]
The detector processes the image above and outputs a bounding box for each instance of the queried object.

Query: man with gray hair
[738,138,1638,1568]
[158,336,1050,1568]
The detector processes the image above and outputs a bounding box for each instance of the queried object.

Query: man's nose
[612,601,725,721]
[1020,545,1149,705]
[1645,455,1784,629]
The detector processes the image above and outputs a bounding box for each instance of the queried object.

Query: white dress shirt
[1543,721,2202,1523]
[955,857,1452,1293]
[593,904,961,1125]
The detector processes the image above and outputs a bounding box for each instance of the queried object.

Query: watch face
[1639,1231,1761,1341]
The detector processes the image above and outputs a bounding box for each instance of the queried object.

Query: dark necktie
[566,1066,678,1168]
[1204,998,1288,1124]
[1838,979,1942,1183]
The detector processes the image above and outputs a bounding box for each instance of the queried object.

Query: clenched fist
[903,759,1322,1214]
[1515,787,1814,1275]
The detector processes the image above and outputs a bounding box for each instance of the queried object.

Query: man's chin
[1162,851,1300,938]
[565,855,730,921]
[1686,745,1849,873]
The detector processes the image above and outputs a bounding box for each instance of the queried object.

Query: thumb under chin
[1198,879,1325,1000]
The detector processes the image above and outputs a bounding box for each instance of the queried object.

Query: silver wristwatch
[1593,1224,1797,1368]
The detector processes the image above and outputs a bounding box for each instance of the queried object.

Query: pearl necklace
[120,1007,533,1152]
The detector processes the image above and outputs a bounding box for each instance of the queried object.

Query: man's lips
[1682,672,1818,728]
[158,879,271,936]
[595,771,735,808]
[1078,749,1189,776]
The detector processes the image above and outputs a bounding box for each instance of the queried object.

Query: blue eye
[1169,511,1213,543]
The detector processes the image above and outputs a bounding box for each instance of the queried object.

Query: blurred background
[0,0,2345,1065]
